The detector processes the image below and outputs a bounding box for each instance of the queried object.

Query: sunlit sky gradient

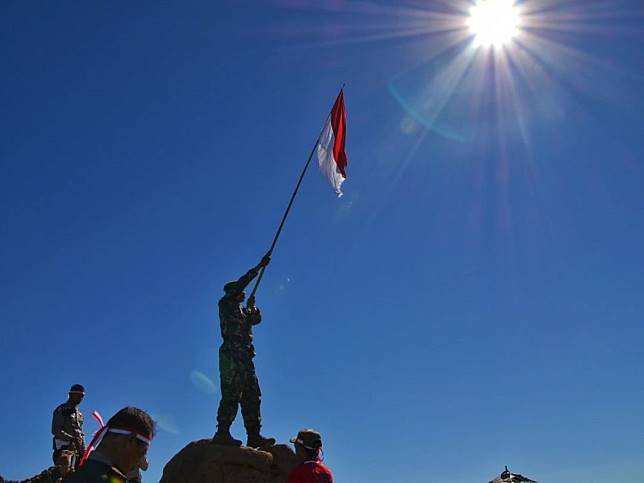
[2,1,644,482]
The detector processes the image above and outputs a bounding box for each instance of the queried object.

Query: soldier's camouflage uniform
[216,266,264,432]
[51,402,84,467]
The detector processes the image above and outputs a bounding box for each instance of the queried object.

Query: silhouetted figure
[212,253,275,448]
[490,466,537,483]
[51,384,85,468]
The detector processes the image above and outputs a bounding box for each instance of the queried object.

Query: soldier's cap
[69,384,85,395]
[289,429,322,449]
[223,281,242,294]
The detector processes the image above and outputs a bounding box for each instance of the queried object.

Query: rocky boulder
[160,440,297,483]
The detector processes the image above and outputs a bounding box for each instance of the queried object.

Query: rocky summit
[160,440,297,483]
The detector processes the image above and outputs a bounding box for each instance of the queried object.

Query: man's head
[68,384,85,405]
[224,282,245,303]
[98,407,155,473]
[290,429,323,462]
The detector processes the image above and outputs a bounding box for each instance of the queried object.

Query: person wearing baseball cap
[288,429,334,483]
[51,384,86,468]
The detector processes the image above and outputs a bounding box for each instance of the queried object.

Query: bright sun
[468,0,520,47]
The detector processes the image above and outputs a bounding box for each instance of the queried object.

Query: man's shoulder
[219,295,234,308]
[63,460,128,483]
[289,461,333,482]
[312,461,333,483]
[53,403,68,414]
[311,461,333,475]
[318,462,333,476]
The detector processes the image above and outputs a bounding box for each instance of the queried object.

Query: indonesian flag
[317,89,348,197]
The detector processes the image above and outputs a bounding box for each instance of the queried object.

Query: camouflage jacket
[219,267,262,356]
[51,402,84,448]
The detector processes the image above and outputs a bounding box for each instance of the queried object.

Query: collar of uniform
[89,450,113,466]
[89,451,129,480]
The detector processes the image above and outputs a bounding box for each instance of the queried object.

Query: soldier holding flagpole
[212,253,275,448]
[212,87,349,448]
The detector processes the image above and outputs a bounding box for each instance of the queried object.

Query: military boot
[246,426,276,448]
[212,425,242,446]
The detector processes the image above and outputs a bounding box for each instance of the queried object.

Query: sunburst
[468,0,521,47]
[272,0,636,146]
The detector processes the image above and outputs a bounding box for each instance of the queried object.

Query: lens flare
[270,0,636,146]
[190,370,217,394]
[469,0,520,47]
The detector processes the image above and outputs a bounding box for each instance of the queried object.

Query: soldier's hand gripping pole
[249,253,272,300]
[248,254,271,302]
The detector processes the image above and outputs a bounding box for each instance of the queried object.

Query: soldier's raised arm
[223,254,271,295]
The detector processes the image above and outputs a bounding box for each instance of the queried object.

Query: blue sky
[1,1,644,482]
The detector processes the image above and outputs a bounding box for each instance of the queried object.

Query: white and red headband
[80,413,153,467]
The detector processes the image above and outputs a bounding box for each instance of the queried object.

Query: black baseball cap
[290,429,322,449]
[69,384,85,395]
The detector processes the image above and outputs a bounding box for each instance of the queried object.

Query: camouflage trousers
[216,346,262,430]
[52,445,83,469]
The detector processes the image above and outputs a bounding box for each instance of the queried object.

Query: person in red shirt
[288,429,334,483]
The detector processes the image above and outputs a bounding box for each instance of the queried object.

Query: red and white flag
[317,89,348,197]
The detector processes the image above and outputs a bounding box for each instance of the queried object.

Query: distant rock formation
[160,440,297,483]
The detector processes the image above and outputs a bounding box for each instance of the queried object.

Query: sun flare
[468,0,520,47]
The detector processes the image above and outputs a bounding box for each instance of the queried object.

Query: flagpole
[249,86,345,299]
[248,133,322,300]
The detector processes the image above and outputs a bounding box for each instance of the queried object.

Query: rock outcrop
[160,440,297,483]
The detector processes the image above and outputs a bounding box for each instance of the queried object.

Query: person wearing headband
[63,407,154,483]
[288,429,334,483]
[51,384,86,467]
